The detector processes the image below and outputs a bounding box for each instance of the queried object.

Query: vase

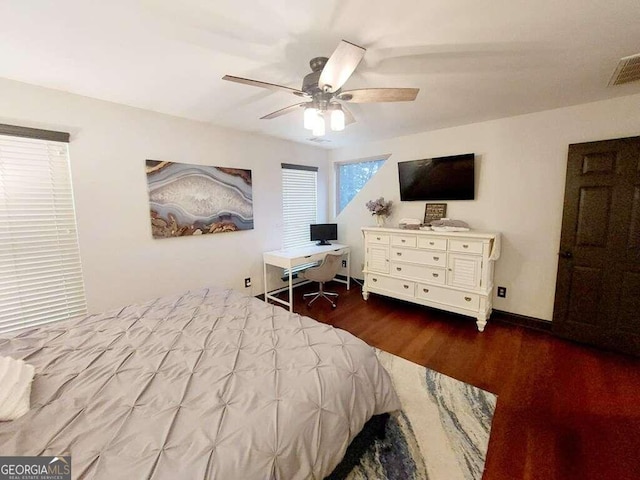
[375,215,385,227]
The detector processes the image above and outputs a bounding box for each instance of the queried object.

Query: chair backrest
[304,253,343,283]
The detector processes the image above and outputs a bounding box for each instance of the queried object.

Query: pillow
[0,356,35,421]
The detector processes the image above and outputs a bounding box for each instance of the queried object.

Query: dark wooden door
[553,136,640,356]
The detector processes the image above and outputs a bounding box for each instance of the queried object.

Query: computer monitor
[310,223,338,246]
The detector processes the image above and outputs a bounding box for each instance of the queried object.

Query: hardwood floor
[278,281,640,480]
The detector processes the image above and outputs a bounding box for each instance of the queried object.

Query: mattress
[0,287,400,479]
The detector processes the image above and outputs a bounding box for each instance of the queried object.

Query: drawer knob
[433,256,440,261]
[403,284,409,289]
[432,273,439,278]
[401,239,406,243]
[463,244,469,248]
[396,267,402,271]
[429,242,434,245]
[423,288,429,293]
[376,237,381,240]
[372,278,378,282]
[396,252,402,256]
[465,296,472,302]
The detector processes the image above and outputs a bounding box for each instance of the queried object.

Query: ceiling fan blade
[319,40,366,93]
[260,102,308,120]
[338,88,419,103]
[222,75,307,97]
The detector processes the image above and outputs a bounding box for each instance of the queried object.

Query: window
[336,157,387,214]
[0,125,87,334]
[281,163,318,249]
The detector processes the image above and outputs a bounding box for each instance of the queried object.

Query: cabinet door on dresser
[367,245,389,273]
[447,253,482,289]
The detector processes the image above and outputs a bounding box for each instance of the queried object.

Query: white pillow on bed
[0,356,35,421]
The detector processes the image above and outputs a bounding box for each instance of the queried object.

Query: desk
[263,243,350,312]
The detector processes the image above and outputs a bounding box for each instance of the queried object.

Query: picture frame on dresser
[361,226,501,332]
[423,203,447,225]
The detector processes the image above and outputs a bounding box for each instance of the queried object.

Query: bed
[0,287,399,479]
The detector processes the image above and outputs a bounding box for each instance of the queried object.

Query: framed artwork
[423,203,447,225]
[146,160,253,239]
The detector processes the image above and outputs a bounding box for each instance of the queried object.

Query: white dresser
[362,227,501,331]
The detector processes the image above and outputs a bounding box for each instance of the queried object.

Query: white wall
[330,94,640,321]
[0,78,329,312]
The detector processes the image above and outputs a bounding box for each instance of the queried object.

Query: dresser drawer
[368,233,390,245]
[390,262,446,285]
[391,234,417,248]
[367,274,415,296]
[391,248,446,267]
[416,284,480,311]
[449,239,483,254]
[417,237,447,251]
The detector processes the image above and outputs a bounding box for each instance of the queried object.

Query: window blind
[0,133,87,333]
[282,165,318,275]
[282,166,318,249]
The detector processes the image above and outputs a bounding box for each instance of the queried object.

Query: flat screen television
[398,153,475,201]
[310,223,337,246]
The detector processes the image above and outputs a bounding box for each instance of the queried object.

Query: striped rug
[338,350,497,480]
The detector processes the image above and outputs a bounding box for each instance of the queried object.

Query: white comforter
[0,287,399,479]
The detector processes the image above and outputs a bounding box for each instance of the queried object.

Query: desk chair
[303,252,343,308]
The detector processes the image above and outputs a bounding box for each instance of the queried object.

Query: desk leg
[347,250,351,290]
[263,260,268,304]
[288,269,293,312]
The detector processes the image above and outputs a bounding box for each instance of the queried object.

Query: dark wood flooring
[275,281,640,480]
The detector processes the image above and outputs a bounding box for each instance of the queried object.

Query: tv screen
[310,223,337,246]
[398,153,475,201]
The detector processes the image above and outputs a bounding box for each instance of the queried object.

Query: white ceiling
[1,0,639,148]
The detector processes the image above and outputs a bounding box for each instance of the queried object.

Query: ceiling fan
[222,40,419,136]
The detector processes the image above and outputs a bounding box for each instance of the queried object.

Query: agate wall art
[146,160,253,239]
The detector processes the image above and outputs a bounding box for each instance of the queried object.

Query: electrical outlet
[497,286,506,298]
[342,259,347,268]
[244,277,251,288]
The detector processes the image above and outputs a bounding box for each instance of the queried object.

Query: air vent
[608,53,640,86]
[307,137,331,143]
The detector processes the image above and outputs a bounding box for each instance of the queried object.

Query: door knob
[559,251,573,259]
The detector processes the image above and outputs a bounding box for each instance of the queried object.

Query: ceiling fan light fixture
[312,114,325,136]
[330,106,345,131]
[303,107,317,130]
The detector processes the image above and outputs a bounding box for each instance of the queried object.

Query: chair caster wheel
[331,304,337,309]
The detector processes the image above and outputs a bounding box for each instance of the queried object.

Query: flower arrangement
[366,197,392,217]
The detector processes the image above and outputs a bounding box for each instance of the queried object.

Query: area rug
[333,350,497,480]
